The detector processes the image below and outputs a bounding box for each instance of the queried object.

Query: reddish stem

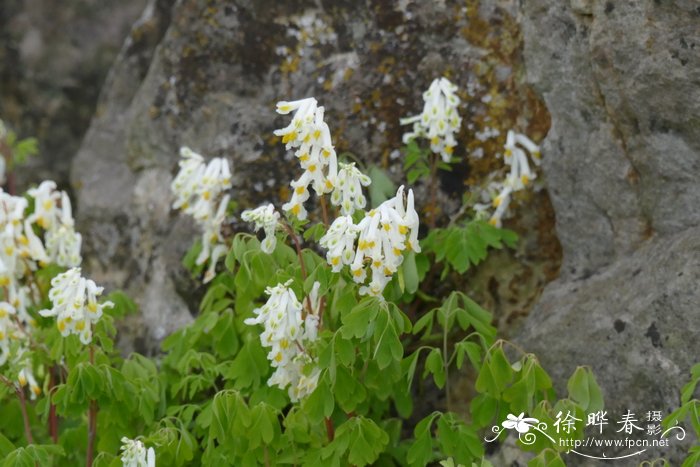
[282,223,314,314]
[17,385,34,445]
[319,196,330,227]
[0,375,34,444]
[324,417,335,441]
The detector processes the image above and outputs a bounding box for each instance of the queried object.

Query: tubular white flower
[18,366,41,399]
[241,203,281,254]
[120,437,156,467]
[275,98,339,220]
[320,186,421,298]
[400,77,462,162]
[46,191,81,267]
[329,162,371,216]
[171,147,232,281]
[482,131,541,227]
[319,216,359,272]
[244,280,320,402]
[172,147,232,224]
[0,302,16,366]
[39,267,114,344]
[27,181,61,230]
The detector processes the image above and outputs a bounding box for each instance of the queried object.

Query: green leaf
[368,166,396,207]
[424,348,446,389]
[372,309,403,369]
[340,298,380,340]
[331,416,389,467]
[567,366,603,413]
[490,347,514,391]
[470,394,498,427]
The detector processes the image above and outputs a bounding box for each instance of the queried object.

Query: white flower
[198,194,230,283]
[0,302,16,366]
[319,216,359,272]
[241,203,280,254]
[503,130,540,190]
[120,437,156,467]
[275,98,338,220]
[171,147,232,282]
[18,366,41,399]
[171,147,232,223]
[400,77,462,162]
[481,131,541,227]
[244,280,320,401]
[329,162,371,216]
[39,268,114,344]
[27,181,61,230]
[321,186,421,298]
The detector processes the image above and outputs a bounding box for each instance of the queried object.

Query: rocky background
[1,0,698,464]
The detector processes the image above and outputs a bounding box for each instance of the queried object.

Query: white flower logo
[502,413,540,433]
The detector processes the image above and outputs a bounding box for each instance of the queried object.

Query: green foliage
[662,363,700,467]
[0,122,39,168]
[422,220,518,275]
[2,116,652,467]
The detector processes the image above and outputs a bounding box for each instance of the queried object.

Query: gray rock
[518,0,700,463]
[0,0,148,190]
[72,0,553,353]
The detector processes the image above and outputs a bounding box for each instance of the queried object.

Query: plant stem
[320,196,330,228]
[86,344,97,467]
[324,417,335,441]
[17,384,34,444]
[0,375,34,444]
[48,367,59,443]
[443,322,451,412]
[282,222,314,314]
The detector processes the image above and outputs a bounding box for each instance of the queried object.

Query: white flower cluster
[27,181,82,267]
[475,131,541,227]
[171,147,232,283]
[120,437,156,467]
[0,181,84,396]
[320,186,420,297]
[330,162,371,215]
[400,77,462,162]
[275,98,338,220]
[241,204,280,254]
[0,302,38,399]
[39,267,114,345]
[244,280,320,402]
